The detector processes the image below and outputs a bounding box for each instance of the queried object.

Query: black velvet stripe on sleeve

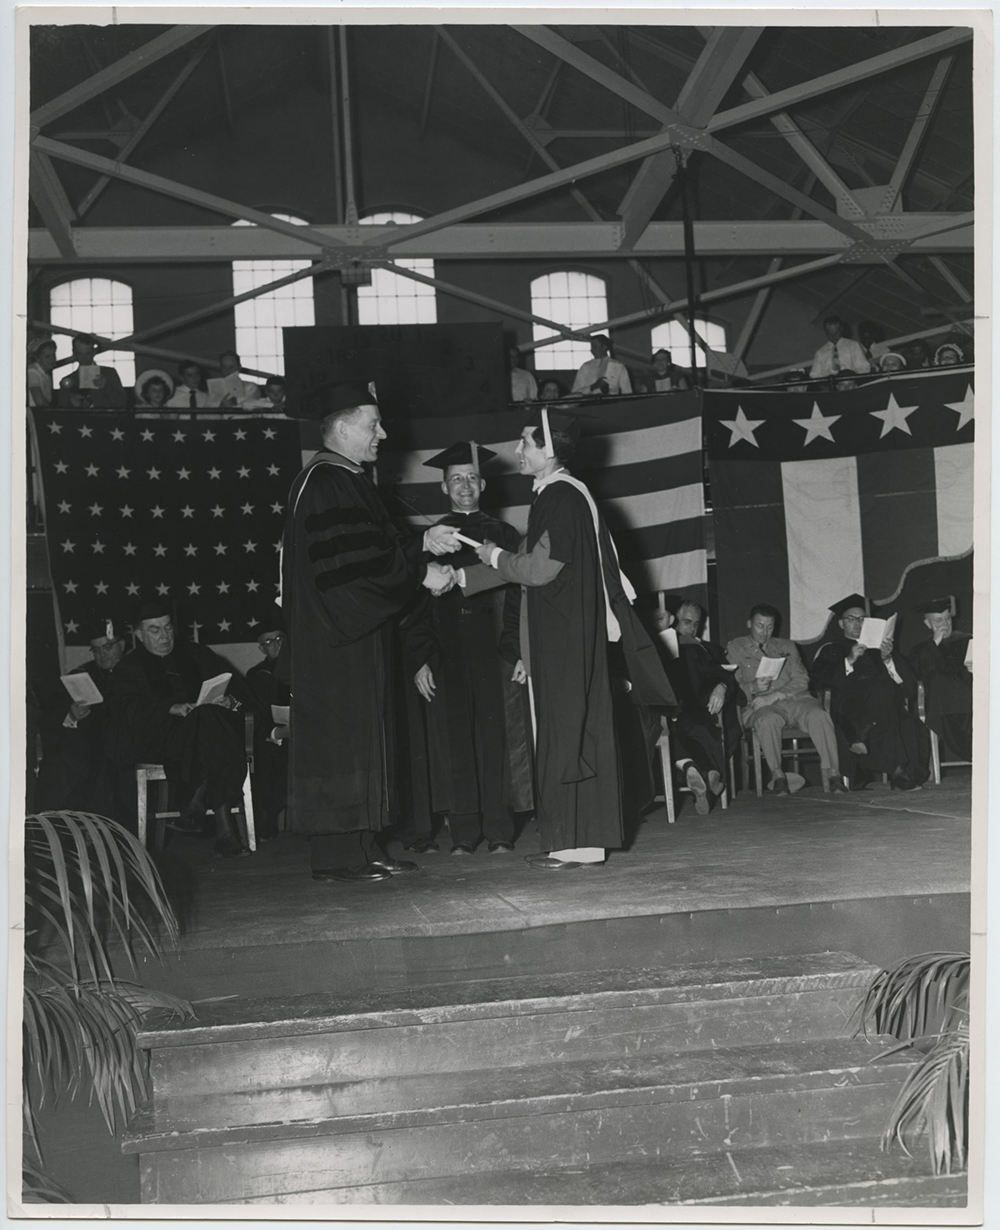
[315,553,396,592]
[308,529,391,563]
[304,505,374,533]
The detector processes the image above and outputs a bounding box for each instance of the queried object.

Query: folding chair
[918,682,972,785]
[655,715,735,823]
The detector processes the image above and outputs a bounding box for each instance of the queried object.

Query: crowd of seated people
[25,336,287,413]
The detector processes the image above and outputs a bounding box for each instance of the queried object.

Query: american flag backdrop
[376,392,708,605]
[706,369,975,646]
[31,411,303,646]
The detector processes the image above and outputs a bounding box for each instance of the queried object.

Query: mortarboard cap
[287,382,376,422]
[85,612,124,643]
[134,599,172,626]
[256,607,286,635]
[525,406,581,447]
[425,442,497,473]
[916,596,956,616]
[829,593,871,617]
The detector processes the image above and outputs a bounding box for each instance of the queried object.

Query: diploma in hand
[453,531,484,549]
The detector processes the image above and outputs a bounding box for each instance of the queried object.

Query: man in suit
[56,334,127,409]
[809,316,871,380]
[726,603,845,795]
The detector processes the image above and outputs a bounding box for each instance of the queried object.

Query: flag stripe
[626,550,708,594]
[933,442,975,558]
[856,449,938,602]
[781,456,863,642]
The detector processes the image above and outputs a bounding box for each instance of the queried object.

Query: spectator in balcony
[858,320,888,367]
[134,370,174,409]
[207,350,262,407]
[784,369,809,393]
[809,316,871,380]
[508,344,538,403]
[934,342,965,367]
[572,334,632,397]
[262,376,287,409]
[167,361,211,409]
[647,349,690,393]
[538,378,566,402]
[27,338,58,408]
[56,334,128,409]
[908,339,931,369]
[878,352,907,374]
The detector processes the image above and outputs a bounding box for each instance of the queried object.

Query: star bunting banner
[31,411,303,646]
[705,369,975,646]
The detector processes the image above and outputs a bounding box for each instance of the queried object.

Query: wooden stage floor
[155,773,972,955]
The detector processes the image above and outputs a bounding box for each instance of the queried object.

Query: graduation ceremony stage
[38,774,971,1207]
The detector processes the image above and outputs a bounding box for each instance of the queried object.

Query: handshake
[423,562,457,596]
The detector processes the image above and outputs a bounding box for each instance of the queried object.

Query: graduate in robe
[812,594,929,791]
[401,441,532,855]
[453,408,675,870]
[908,597,972,762]
[277,384,461,883]
[245,615,290,840]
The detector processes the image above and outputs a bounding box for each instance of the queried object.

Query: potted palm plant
[22,810,191,1202]
[857,951,970,1176]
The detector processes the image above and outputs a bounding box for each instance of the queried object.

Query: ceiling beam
[33,134,348,254]
[75,40,211,218]
[26,216,974,264]
[707,28,973,134]
[928,256,973,304]
[880,55,955,213]
[513,25,873,245]
[29,152,77,258]
[31,26,215,129]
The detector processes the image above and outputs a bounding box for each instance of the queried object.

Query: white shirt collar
[532,466,566,493]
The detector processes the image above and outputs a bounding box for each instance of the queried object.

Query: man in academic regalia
[36,614,127,814]
[402,441,531,855]
[278,385,461,883]
[812,594,929,791]
[245,616,290,840]
[452,408,675,870]
[103,602,253,854]
[907,597,972,762]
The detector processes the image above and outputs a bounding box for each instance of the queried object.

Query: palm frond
[854,951,969,1041]
[21,1150,72,1204]
[882,1018,969,1174]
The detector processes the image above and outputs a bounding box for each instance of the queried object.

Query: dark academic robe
[103,642,251,809]
[465,478,674,853]
[908,632,973,761]
[36,659,123,814]
[402,510,532,830]
[668,638,742,780]
[278,450,425,836]
[246,659,290,838]
[812,636,928,784]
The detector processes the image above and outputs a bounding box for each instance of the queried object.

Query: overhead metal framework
[27,21,975,376]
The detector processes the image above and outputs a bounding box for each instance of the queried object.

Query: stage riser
[140,1075,908,1204]
[148,986,868,1100]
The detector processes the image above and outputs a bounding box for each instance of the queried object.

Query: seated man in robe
[245,616,290,840]
[36,614,128,815]
[402,441,531,855]
[811,595,929,791]
[727,603,846,795]
[104,602,253,855]
[664,600,741,815]
[908,597,972,763]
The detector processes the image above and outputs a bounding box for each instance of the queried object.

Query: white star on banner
[945,385,974,430]
[871,392,918,438]
[792,403,840,446]
[243,541,257,553]
[203,430,216,442]
[57,501,71,514]
[267,464,280,476]
[270,502,283,515]
[60,539,74,553]
[64,580,78,594]
[48,422,62,434]
[214,543,227,555]
[140,429,155,442]
[85,464,99,477]
[180,506,195,518]
[120,505,134,518]
[208,467,222,480]
[218,619,231,632]
[241,503,254,515]
[78,426,92,438]
[184,545,197,557]
[126,583,140,596]
[123,543,137,556]
[247,618,259,628]
[237,467,250,478]
[247,580,259,592]
[172,430,186,443]
[153,544,167,557]
[720,406,765,448]
[110,428,125,441]
[188,583,201,595]
[217,581,230,594]
[151,506,165,519]
[273,540,281,552]
[116,466,130,479]
[234,429,247,441]
[92,541,105,554]
[147,467,161,480]
[177,468,191,480]
[211,506,224,518]
[89,503,103,516]
[156,583,170,596]
[55,461,68,474]
[65,620,78,634]
[262,428,276,440]
[95,581,108,594]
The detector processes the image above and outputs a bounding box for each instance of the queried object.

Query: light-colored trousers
[745,696,839,775]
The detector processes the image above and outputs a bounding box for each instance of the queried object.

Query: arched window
[232,214,316,375]
[49,278,135,385]
[651,318,727,369]
[530,272,609,371]
[357,211,437,325]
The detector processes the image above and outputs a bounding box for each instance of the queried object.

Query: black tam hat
[257,607,286,635]
[85,613,123,643]
[134,599,171,626]
[425,442,497,472]
[829,594,871,617]
[916,596,956,616]
[287,382,376,422]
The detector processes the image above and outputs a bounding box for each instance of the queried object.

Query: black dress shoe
[771,777,791,796]
[312,866,391,883]
[450,842,476,856]
[488,840,515,854]
[827,777,849,793]
[368,857,419,874]
[526,855,582,871]
[685,764,710,815]
[214,835,251,858]
[403,838,439,854]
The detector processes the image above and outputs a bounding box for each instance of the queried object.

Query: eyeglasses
[259,634,284,647]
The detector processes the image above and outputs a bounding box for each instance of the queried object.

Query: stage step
[232,1141,967,1207]
[126,952,949,1206]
